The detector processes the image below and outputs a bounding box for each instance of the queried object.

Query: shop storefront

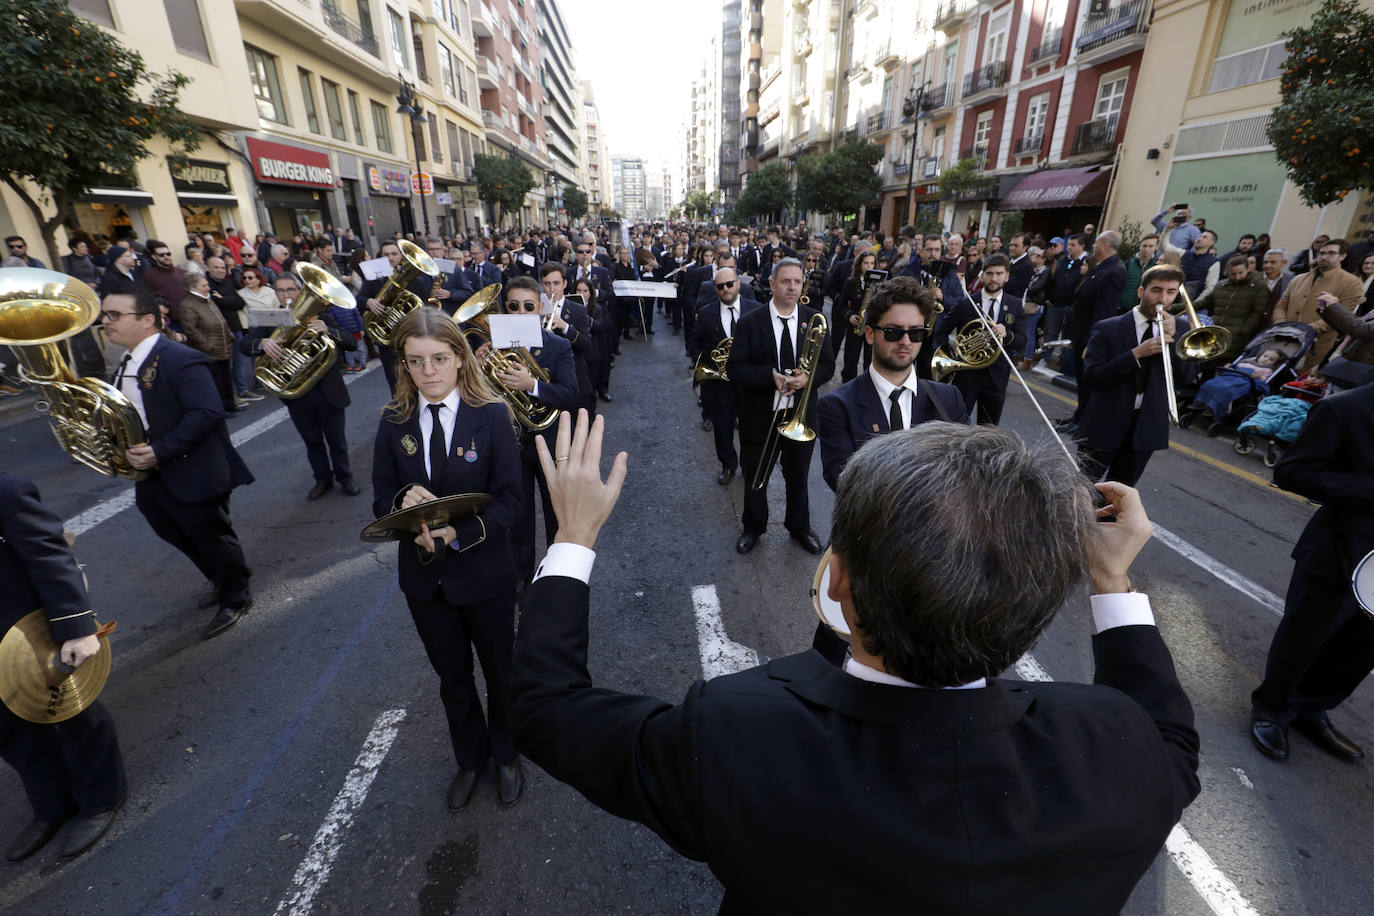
[364,164,412,240]
[1159,152,1288,251]
[171,157,240,241]
[246,137,336,239]
[948,185,999,238]
[1000,166,1113,239]
[71,188,155,245]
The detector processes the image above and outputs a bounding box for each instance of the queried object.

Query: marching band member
[932,253,1025,426]
[355,240,433,393]
[425,236,473,315]
[834,251,878,380]
[727,257,835,555]
[688,267,760,485]
[370,308,525,809]
[539,262,597,415]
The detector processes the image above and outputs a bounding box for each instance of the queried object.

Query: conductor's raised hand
[535,409,628,549]
[1089,481,1153,595]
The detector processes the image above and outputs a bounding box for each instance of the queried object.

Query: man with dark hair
[99,289,254,638]
[689,266,761,484]
[540,261,596,415]
[1079,264,1191,485]
[356,239,435,392]
[932,253,1024,425]
[1046,234,1087,369]
[1190,255,1268,365]
[140,239,188,319]
[5,236,45,268]
[511,411,1199,912]
[1004,232,1033,298]
[1180,230,1219,299]
[1219,233,1257,266]
[1121,234,1160,313]
[727,257,835,555]
[1273,237,1364,370]
[425,237,473,314]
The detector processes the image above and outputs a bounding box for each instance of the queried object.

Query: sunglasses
[576,248,591,254]
[874,326,931,343]
[714,281,736,290]
[7,243,24,249]
[507,300,541,312]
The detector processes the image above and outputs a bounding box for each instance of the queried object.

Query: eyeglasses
[404,353,455,371]
[714,281,736,290]
[576,248,591,254]
[1317,249,1342,258]
[507,300,541,312]
[874,326,931,343]
[99,309,136,322]
[153,251,171,258]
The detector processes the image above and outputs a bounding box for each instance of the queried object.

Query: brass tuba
[454,284,557,431]
[0,268,147,479]
[363,239,440,347]
[253,263,357,399]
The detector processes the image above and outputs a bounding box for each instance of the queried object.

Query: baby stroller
[1178,322,1315,438]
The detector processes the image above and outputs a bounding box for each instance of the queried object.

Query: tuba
[254,263,357,399]
[0,268,147,479]
[455,284,557,431]
[362,239,440,347]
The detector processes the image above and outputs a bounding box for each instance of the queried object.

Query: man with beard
[932,254,1024,425]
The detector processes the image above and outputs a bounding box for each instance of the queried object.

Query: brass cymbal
[359,492,492,542]
[0,610,114,724]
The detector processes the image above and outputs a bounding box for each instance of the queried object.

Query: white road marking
[274,707,407,916]
[63,364,379,537]
[691,584,759,679]
[1151,525,1284,616]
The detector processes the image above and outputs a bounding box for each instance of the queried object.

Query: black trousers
[680,298,695,342]
[740,436,814,536]
[1252,567,1374,724]
[286,391,352,483]
[594,330,615,394]
[1084,412,1155,486]
[514,440,557,582]
[406,585,517,770]
[210,359,235,411]
[379,344,397,394]
[701,380,739,471]
[135,476,251,607]
[0,700,127,821]
[839,330,870,382]
[953,372,1008,426]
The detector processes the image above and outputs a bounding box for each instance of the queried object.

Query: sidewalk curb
[1030,365,1078,393]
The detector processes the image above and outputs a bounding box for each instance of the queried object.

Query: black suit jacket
[737,244,760,276]
[1005,254,1034,298]
[135,335,254,502]
[726,304,836,443]
[1080,311,1190,454]
[240,311,356,409]
[0,475,96,640]
[511,575,1200,914]
[466,260,503,290]
[817,375,968,490]
[933,292,1026,387]
[516,330,580,452]
[370,400,522,604]
[679,264,712,314]
[569,263,615,313]
[1070,254,1127,353]
[1273,386,1374,582]
[550,298,596,399]
[825,257,854,298]
[687,297,761,363]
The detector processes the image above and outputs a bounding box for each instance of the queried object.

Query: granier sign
[246,137,334,189]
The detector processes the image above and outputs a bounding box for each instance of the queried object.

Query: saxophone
[0,268,147,479]
[254,264,358,399]
[362,239,440,347]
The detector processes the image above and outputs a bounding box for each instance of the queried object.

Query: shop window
[299,69,322,134]
[163,0,210,62]
[245,46,287,123]
[371,100,394,153]
[348,90,367,145]
[322,79,348,141]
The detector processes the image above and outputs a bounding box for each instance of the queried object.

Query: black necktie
[986,298,998,321]
[779,316,794,372]
[1136,323,1154,394]
[112,353,132,388]
[888,389,904,431]
[428,403,447,483]
[725,305,736,336]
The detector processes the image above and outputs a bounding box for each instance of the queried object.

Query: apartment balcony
[795,29,812,57]
[1028,26,1063,65]
[1070,114,1120,156]
[854,0,879,20]
[1014,133,1044,156]
[866,112,889,134]
[481,109,500,130]
[320,0,379,57]
[962,61,1008,101]
[1076,0,1151,65]
[477,57,503,89]
[932,0,976,31]
[471,1,497,37]
[874,40,900,70]
[959,145,990,168]
[925,82,955,112]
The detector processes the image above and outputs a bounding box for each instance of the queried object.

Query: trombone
[751,313,829,490]
[1159,285,1231,425]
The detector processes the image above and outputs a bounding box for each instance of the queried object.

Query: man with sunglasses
[4,236,45,268]
[139,239,189,322]
[932,253,1025,426]
[689,268,761,485]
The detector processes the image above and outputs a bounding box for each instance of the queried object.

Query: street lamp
[901,80,933,229]
[395,77,431,235]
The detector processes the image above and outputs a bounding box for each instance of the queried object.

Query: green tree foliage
[735,161,793,222]
[794,139,883,216]
[563,185,588,220]
[1115,216,1147,264]
[1268,0,1374,207]
[602,208,622,221]
[0,0,199,265]
[473,153,537,225]
[938,158,997,202]
[684,190,715,219]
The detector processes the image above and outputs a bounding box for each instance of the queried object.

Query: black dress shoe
[340,479,361,496]
[735,532,759,555]
[306,480,333,501]
[6,818,67,862]
[447,768,479,811]
[718,467,735,485]
[58,801,122,858]
[1250,716,1290,761]
[701,417,712,431]
[598,391,613,403]
[1294,713,1365,760]
[203,600,251,640]
[497,761,524,806]
[790,529,824,555]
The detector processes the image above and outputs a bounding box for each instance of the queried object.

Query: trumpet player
[239,274,360,501]
[539,262,597,415]
[688,267,760,485]
[933,253,1025,426]
[726,258,835,555]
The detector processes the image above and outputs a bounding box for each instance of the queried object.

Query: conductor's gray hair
[831,423,1096,686]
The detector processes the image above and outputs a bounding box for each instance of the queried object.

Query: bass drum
[810,547,850,638]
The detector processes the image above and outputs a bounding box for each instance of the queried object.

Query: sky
[558,0,719,166]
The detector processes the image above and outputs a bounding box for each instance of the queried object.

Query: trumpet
[751,312,828,490]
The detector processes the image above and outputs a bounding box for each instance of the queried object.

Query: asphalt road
[1,318,1370,916]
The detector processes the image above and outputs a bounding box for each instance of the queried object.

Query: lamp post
[901,80,932,229]
[395,77,430,235]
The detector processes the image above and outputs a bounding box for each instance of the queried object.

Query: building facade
[537,0,585,220]
[611,157,647,221]
[580,81,611,218]
[719,0,745,207]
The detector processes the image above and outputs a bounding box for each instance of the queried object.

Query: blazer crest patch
[138,355,160,390]
[400,434,419,456]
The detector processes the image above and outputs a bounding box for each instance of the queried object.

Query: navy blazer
[570,263,615,313]
[817,375,968,490]
[1005,255,1035,298]
[0,474,96,640]
[1070,254,1127,353]
[135,335,254,502]
[678,264,711,312]
[240,311,355,409]
[688,297,761,363]
[371,400,521,605]
[551,297,597,397]
[726,304,836,443]
[934,292,1026,387]
[1080,311,1190,455]
[441,265,476,311]
[518,330,580,451]
[466,260,503,290]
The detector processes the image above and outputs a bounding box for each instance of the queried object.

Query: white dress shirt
[418,387,461,480]
[1131,306,1158,410]
[113,332,160,427]
[769,303,803,409]
[867,364,919,430]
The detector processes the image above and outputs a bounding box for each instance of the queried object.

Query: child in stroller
[1178,322,1315,435]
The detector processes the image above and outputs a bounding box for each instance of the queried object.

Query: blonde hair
[383,308,507,422]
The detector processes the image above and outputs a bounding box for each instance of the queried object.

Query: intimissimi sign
[246,137,335,189]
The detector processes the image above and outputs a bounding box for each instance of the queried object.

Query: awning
[79,187,154,207]
[176,191,241,206]
[1000,166,1111,210]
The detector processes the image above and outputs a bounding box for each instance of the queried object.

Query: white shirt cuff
[531,380,540,400]
[1090,592,1156,633]
[533,542,596,583]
